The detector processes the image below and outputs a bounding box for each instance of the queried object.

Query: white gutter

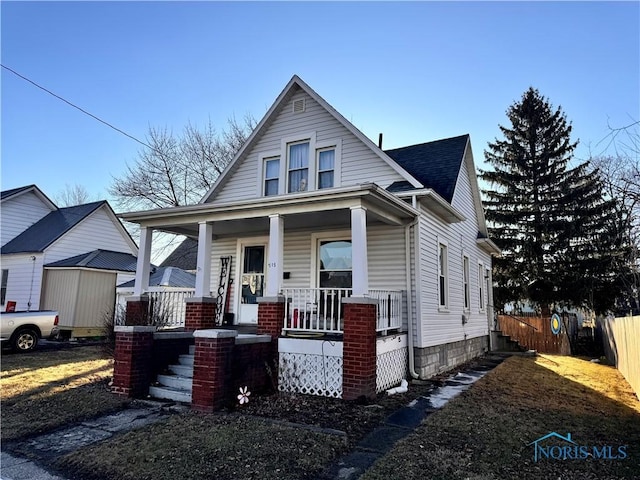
[405,194,420,379]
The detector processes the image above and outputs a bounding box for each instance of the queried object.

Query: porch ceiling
[119,184,418,237]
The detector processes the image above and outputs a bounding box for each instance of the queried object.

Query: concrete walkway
[1,400,187,480]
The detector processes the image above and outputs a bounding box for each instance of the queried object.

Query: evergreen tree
[481,87,617,312]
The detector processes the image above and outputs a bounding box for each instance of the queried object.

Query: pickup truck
[0,310,59,352]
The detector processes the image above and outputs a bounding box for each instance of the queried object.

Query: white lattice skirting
[376,334,408,393]
[278,338,343,398]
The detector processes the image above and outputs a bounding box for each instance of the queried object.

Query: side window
[317,148,335,189]
[1,269,7,305]
[478,263,485,311]
[438,243,448,309]
[264,157,280,196]
[287,141,310,193]
[463,256,470,310]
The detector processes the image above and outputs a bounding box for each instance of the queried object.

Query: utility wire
[1,64,155,151]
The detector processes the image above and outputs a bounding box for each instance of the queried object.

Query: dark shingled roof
[117,266,196,289]
[45,249,139,272]
[384,134,469,203]
[1,185,37,201]
[160,237,198,271]
[1,201,105,254]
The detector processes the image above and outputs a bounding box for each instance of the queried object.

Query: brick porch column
[342,298,378,401]
[112,325,156,398]
[185,297,216,331]
[191,329,237,413]
[125,295,149,326]
[257,296,284,352]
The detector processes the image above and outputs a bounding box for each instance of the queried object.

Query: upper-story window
[288,141,310,193]
[463,255,470,311]
[263,157,280,196]
[317,148,335,189]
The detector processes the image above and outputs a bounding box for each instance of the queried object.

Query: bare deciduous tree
[109,115,256,210]
[54,183,95,206]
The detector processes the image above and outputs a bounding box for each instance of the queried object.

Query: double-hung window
[288,141,309,193]
[478,263,485,311]
[1,270,7,305]
[317,148,335,189]
[438,243,448,309]
[463,255,470,311]
[263,157,280,196]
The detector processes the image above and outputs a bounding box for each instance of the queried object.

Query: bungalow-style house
[1,185,139,337]
[118,76,499,403]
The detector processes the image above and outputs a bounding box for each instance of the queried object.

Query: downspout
[405,195,420,379]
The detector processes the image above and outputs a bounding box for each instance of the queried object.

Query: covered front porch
[116,184,419,403]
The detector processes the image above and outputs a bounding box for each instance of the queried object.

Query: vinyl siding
[0,254,45,310]
[1,192,54,246]
[75,270,117,328]
[45,207,136,263]
[417,152,492,348]
[212,90,405,203]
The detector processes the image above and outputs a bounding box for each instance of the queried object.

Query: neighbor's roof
[1,184,57,209]
[384,134,469,203]
[160,237,198,271]
[1,201,105,254]
[45,249,139,272]
[117,266,196,289]
[1,185,36,200]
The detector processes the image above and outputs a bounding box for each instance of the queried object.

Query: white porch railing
[281,288,403,334]
[147,289,194,328]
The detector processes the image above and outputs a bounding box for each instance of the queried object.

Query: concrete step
[168,364,194,378]
[156,374,193,391]
[178,354,194,366]
[149,385,192,403]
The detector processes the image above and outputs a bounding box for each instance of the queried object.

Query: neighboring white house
[1,185,139,336]
[121,75,500,381]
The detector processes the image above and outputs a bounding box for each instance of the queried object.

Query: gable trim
[201,75,422,203]
[0,184,57,211]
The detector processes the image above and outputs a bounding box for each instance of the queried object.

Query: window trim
[438,241,449,311]
[316,147,336,190]
[311,230,351,289]
[1,269,8,306]
[478,262,486,312]
[462,254,470,312]
[256,150,282,197]
[281,132,316,192]
[316,138,342,188]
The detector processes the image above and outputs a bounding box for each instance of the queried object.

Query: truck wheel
[12,328,39,352]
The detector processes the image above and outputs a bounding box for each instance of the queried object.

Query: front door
[238,245,266,324]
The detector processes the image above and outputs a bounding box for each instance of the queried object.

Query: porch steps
[149,351,194,404]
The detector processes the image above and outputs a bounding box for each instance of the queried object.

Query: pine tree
[481,87,617,312]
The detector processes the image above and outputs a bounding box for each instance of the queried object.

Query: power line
[1,64,155,151]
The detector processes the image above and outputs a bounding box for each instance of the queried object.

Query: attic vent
[292,98,305,113]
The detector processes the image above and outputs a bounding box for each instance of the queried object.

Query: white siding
[1,192,54,246]
[416,152,492,348]
[0,253,45,310]
[45,207,136,263]
[212,90,405,203]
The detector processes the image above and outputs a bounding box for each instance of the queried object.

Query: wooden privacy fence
[599,316,640,398]
[497,314,575,355]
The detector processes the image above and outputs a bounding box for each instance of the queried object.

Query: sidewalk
[1,400,187,480]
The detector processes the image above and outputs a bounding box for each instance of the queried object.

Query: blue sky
[2,1,639,207]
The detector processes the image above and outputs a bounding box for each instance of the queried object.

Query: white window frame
[316,138,342,189]
[311,230,351,289]
[281,132,316,192]
[438,241,449,311]
[462,254,470,312]
[478,262,486,312]
[256,150,282,196]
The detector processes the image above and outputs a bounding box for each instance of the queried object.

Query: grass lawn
[361,355,640,480]
[1,346,129,442]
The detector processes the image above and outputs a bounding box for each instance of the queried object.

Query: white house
[1,185,139,336]
[120,76,500,389]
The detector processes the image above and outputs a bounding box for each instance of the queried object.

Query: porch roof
[119,183,419,238]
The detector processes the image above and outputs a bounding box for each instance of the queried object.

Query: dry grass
[1,346,128,441]
[56,413,346,480]
[361,355,640,480]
